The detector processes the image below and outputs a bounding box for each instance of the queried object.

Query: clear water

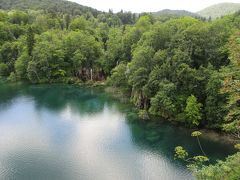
[0,83,236,180]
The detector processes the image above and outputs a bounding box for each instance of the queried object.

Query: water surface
[0,83,236,180]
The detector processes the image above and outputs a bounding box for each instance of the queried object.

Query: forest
[0,1,239,178]
[0,9,239,132]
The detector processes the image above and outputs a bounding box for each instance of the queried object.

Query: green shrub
[194,153,240,180]
[0,63,8,76]
[7,72,17,82]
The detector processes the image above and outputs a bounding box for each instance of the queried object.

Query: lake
[0,82,236,180]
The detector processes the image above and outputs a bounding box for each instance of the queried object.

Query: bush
[138,109,150,120]
[7,72,17,82]
[194,153,240,180]
[0,63,8,76]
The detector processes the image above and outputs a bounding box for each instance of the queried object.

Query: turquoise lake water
[0,83,236,180]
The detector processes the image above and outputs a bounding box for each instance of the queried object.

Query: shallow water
[0,83,236,180]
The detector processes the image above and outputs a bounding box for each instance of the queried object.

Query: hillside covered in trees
[0,1,240,136]
[0,0,138,25]
[152,9,200,18]
[0,0,239,178]
[0,0,100,16]
[197,3,240,19]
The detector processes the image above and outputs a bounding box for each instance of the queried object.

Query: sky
[69,0,240,13]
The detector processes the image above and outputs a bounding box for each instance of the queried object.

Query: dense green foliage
[194,152,240,180]
[0,1,240,178]
[184,95,202,127]
[221,33,240,139]
[0,0,100,17]
[175,132,240,180]
[107,12,240,135]
[0,0,137,26]
[197,3,240,19]
[0,6,239,133]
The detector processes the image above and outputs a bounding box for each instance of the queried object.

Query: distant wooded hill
[0,0,138,25]
[1,0,240,23]
[0,0,100,16]
[197,3,240,19]
[151,9,200,18]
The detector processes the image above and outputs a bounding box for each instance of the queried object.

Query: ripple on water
[0,84,235,180]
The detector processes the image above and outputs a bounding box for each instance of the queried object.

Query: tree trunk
[90,68,93,81]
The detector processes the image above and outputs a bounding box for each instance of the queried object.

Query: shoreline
[1,79,238,145]
[104,85,239,146]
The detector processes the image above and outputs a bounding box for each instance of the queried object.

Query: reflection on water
[0,83,236,180]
